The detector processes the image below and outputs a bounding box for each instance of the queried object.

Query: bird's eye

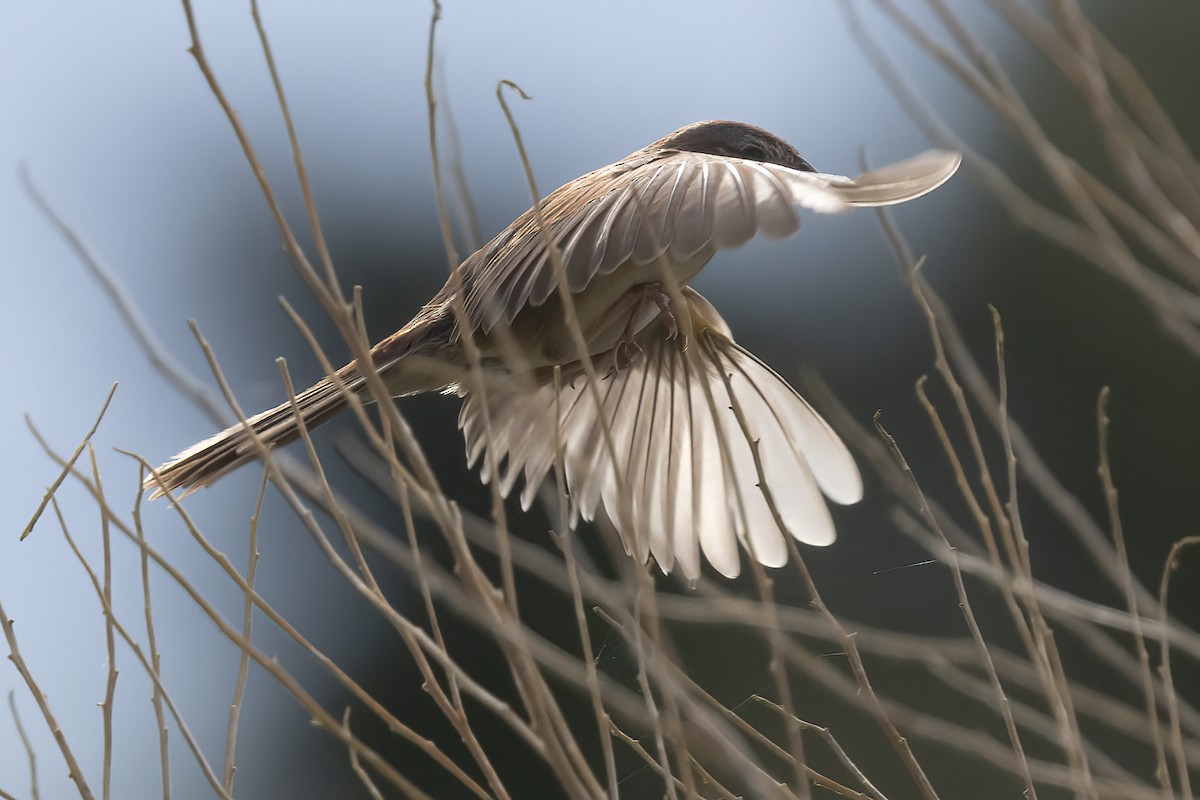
[741,144,766,161]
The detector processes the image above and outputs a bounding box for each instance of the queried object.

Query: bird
[147,120,960,581]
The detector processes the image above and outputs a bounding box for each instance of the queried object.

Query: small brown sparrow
[149,120,960,580]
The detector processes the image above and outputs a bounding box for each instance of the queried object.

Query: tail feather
[147,310,455,500]
[146,369,362,500]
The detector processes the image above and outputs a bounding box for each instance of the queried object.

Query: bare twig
[873,407,1037,798]
[5,511,97,799]
[132,472,170,799]
[342,708,385,800]
[222,470,267,794]
[88,447,119,800]
[7,691,39,800]
[20,383,117,541]
[52,496,232,800]
[1158,536,1200,800]
[552,368,620,798]
[1096,388,1172,798]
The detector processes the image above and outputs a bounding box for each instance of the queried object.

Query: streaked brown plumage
[149,120,960,580]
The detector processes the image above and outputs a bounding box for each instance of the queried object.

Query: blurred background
[1,1,1197,797]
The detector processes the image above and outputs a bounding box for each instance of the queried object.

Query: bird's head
[651,120,816,173]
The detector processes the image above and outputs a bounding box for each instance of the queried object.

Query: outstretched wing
[459,148,961,334]
[458,289,862,581]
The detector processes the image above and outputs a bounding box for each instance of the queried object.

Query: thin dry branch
[221,471,267,795]
[844,0,1200,358]
[20,383,117,541]
[88,448,119,800]
[342,709,385,800]
[872,408,1037,798]
[48,464,434,799]
[1096,387,1172,797]
[6,691,39,800]
[131,472,171,800]
[51,497,232,800]
[551,369,620,798]
[1158,536,1200,800]
[5,510,97,798]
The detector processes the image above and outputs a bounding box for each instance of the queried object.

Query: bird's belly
[503,250,712,366]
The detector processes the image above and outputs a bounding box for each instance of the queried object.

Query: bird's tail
[146,311,455,500]
[145,365,365,500]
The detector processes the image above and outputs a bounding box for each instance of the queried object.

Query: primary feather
[458,145,960,334]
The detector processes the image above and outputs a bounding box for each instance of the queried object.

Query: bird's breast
[487,248,714,368]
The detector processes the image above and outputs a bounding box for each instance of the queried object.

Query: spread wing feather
[458,290,862,581]
[459,149,961,334]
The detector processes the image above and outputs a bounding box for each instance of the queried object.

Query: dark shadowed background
[2,1,1197,797]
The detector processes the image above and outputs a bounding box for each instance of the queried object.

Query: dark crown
[651,120,815,172]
